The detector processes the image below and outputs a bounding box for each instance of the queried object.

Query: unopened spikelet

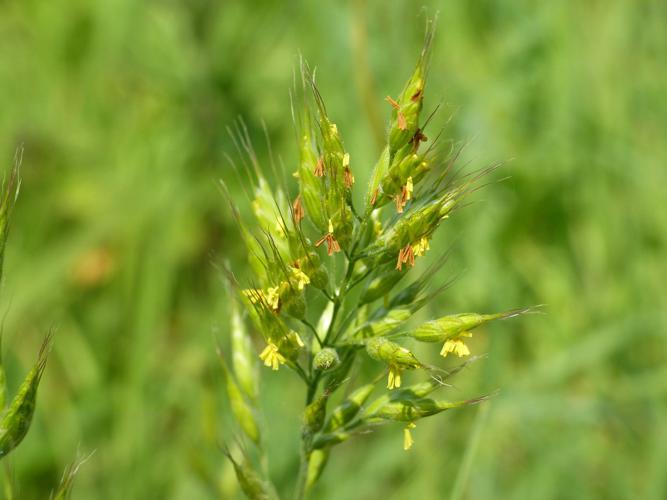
[231,297,259,401]
[252,177,291,259]
[323,383,375,432]
[223,449,278,500]
[305,449,329,493]
[348,290,429,341]
[0,333,51,458]
[310,91,354,250]
[364,396,486,424]
[295,94,327,232]
[350,306,414,340]
[359,264,407,304]
[312,430,352,450]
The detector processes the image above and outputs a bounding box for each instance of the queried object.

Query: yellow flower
[395,177,414,213]
[290,267,310,291]
[242,286,280,312]
[396,244,415,271]
[412,237,430,257]
[440,332,473,358]
[316,219,341,256]
[403,422,416,451]
[387,365,402,389]
[265,286,280,311]
[259,342,287,370]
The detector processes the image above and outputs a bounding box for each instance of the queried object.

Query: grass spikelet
[0,332,52,458]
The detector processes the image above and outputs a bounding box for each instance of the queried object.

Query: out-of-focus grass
[0,1,665,499]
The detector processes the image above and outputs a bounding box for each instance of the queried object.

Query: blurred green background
[0,0,666,498]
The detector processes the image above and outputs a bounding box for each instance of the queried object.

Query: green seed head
[313,348,340,372]
[303,393,329,435]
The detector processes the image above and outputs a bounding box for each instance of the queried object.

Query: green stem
[306,372,321,405]
[300,319,323,348]
[2,462,13,500]
[293,442,312,500]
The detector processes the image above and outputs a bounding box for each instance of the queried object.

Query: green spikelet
[218,352,260,445]
[323,383,375,432]
[230,298,259,401]
[295,92,327,232]
[365,395,488,423]
[0,333,51,458]
[303,392,329,436]
[223,449,278,500]
[359,264,407,305]
[305,449,329,493]
[386,21,434,158]
[411,309,530,343]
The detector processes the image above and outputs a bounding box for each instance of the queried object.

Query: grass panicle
[219,19,529,499]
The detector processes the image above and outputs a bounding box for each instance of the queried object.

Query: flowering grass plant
[219,21,530,499]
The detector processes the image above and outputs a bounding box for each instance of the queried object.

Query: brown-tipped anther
[397,112,407,131]
[342,153,354,188]
[395,194,405,213]
[314,156,325,177]
[344,167,354,188]
[315,219,341,256]
[293,195,305,224]
[395,177,413,213]
[370,188,379,206]
[386,96,400,109]
[411,88,423,102]
[315,233,341,256]
[410,129,428,151]
[386,95,407,131]
[396,244,415,271]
